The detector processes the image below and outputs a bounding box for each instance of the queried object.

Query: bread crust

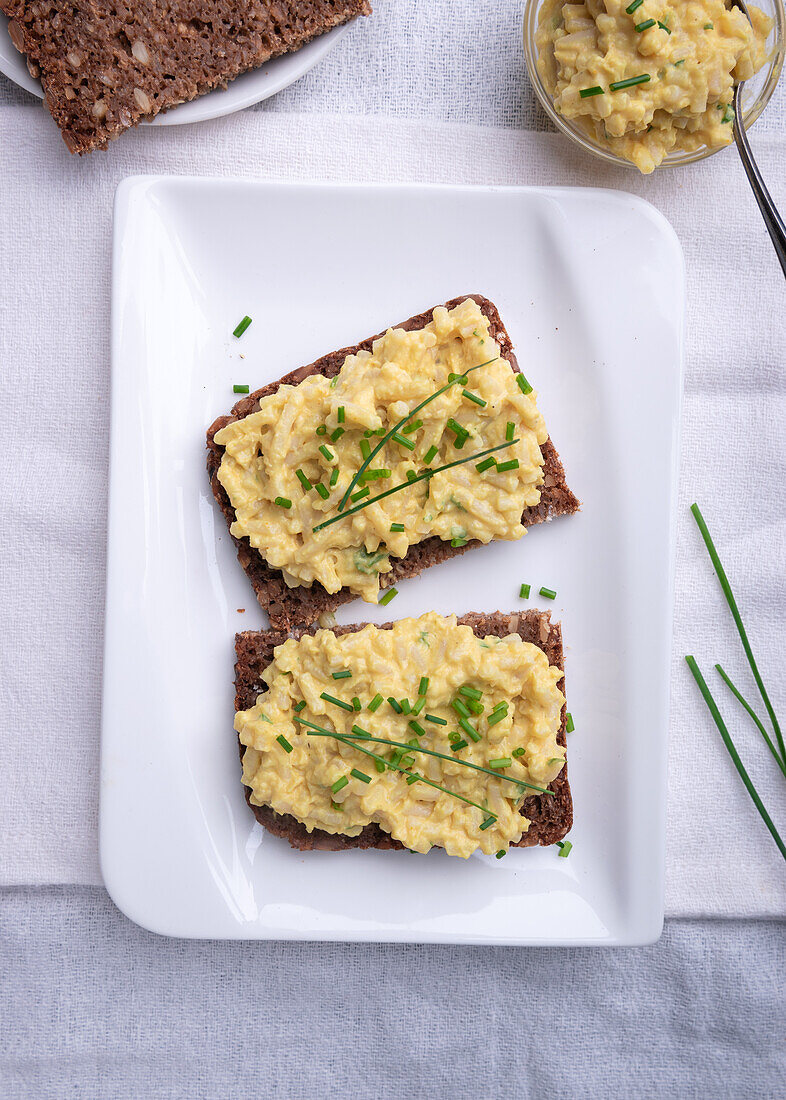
[234,609,573,852]
[207,295,580,631]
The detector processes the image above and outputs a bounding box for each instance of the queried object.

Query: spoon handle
[733,85,786,278]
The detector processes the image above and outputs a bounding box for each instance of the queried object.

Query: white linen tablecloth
[0,1,784,918]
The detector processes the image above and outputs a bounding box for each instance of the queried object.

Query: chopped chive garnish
[402,419,423,435]
[423,444,439,464]
[411,695,426,716]
[352,698,361,711]
[516,374,533,395]
[450,738,468,752]
[293,700,306,713]
[505,421,515,441]
[480,817,495,831]
[367,693,384,713]
[459,717,480,741]
[350,487,369,503]
[295,469,312,492]
[316,425,327,436]
[351,768,371,784]
[392,432,416,451]
[425,714,447,726]
[418,676,429,696]
[674,59,686,66]
[609,74,651,90]
[337,406,345,424]
[487,709,508,727]
[329,468,339,487]
[520,583,531,599]
[476,456,496,473]
[332,669,352,680]
[557,840,573,858]
[336,356,500,513]
[359,439,371,461]
[452,698,471,719]
[448,372,469,384]
[459,686,483,701]
[233,384,250,394]
[566,713,575,733]
[721,104,735,124]
[362,469,392,481]
[446,417,468,440]
[400,699,411,715]
[657,20,671,33]
[408,720,426,738]
[319,444,335,462]
[579,85,604,98]
[330,427,345,442]
[351,724,370,739]
[496,459,519,473]
[390,522,405,533]
[297,719,512,813]
[387,697,402,714]
[635,18,656,31]
[406,470,417,482]
[491,701,508,714]
[320,692,354,712]
[512,747,526,758]
[704,22,713,29]
[406,774,420,785]
[375,759,386,773]
[379,587,398,606]
[274,496,292,509]
[489,757,511,769]
[331,801,343,811]
[465,698,484,716]
[451,538,467,547]
[625,0,643,10]
[496,850,506,859]
[331,776,348,794]
[539,587,557,600]
[315,483,330,501]
[232,315,252,338]
[276,734,293,753]
[462,389,487,408]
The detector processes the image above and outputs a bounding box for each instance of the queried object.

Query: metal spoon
[730,0,786,276]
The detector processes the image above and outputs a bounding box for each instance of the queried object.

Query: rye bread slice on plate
[1,0,371,153]
[207,294,581,632]
[234,609,573,852]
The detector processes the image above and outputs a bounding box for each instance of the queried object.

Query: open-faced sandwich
[234,610,572,857]
[207,295,580,631]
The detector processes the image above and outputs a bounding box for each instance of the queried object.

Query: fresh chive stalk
[691,504,784,762]
[320,692,354,713]
[685,656,785,861]
[579,86,604,98]
[610,74,651,90]
[715,666,786,778]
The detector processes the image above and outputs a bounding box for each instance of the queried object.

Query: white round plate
[0,15,350,125]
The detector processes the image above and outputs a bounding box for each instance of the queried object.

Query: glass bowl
[523,0,785,170]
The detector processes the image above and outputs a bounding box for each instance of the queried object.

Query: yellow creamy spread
[237,613,566,858]
[215,299,548,603]
[536,0,773,172]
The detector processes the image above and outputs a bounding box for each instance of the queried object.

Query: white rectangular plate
[102,178,683,944]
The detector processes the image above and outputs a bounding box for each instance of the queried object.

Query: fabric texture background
[0,888,784,1100]
[0,2,785,1094]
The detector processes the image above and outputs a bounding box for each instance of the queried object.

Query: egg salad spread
[236,613,566,858]
[536,0,773,173]
[215,299,548,603]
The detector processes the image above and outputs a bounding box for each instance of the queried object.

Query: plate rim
[102,175,684,945]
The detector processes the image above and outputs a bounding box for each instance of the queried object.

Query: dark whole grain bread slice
[234,609,572,852]
[1,0,371,154]
[207,294,581,632]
